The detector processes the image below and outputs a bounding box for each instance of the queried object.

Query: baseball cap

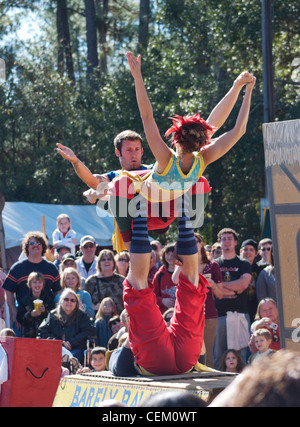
[241,239,258,251]
[56,245,71,253]
[61,253,76,264]
[80,235,96,247]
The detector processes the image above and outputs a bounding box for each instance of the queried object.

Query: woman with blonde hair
[55,267,94,319]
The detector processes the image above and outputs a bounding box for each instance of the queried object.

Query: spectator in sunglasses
[257,238,272,266]
[115,251,130,277]
[85,250,124,314]
[76,235,98,279]
[2,231,61,334]
[38,288,95,364]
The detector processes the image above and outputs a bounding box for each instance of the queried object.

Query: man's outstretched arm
[56,143,107,190]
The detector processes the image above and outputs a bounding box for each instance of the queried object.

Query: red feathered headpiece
[165,112,215,146]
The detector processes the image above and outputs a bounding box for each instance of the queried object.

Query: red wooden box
[0,337,62,407]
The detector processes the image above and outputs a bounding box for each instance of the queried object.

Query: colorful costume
[139,150,205,202]
[106,154,211,251]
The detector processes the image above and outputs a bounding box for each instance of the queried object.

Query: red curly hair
[165,113,215,152]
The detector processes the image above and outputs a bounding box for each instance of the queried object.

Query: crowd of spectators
[0,218,278,378]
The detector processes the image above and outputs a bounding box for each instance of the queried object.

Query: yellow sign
[53,376,208,407]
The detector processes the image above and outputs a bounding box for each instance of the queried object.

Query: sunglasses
[101,257,113,262]
[118,258,129,262]
[63,297,77,303]
[261,247,271,251]
[83,244,95,249]
[29,241,42,246]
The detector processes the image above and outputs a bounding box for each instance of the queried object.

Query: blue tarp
[2,201,114,249]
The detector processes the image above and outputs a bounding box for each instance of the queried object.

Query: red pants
[123,273,207,376]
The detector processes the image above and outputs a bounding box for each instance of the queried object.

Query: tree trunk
[96,0,109,75]
[56,0,75,83]
[57,0,64,75]
[139,0,150,50]
[85,0,99,79]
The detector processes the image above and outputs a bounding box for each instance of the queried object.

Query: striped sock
[130,194,152,254]
[177,192,198,255]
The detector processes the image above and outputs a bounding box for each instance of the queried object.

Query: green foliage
[0,0,299,244]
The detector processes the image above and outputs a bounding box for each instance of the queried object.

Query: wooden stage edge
[53,369,237,407]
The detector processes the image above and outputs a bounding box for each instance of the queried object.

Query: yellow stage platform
[53,369,236,407]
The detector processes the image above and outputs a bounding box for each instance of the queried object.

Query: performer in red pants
[123,270,208,376]
[108,193,209,376]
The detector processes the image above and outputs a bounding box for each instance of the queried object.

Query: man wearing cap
[53,245,72,269]
[213,228,252,369]
[60,253,77,270]
[76,236,97,280]
[240,239,265,323]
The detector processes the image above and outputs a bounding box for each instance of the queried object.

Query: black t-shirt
[2,259,61,303]
[215,256,252,317]
[83,260,93,273]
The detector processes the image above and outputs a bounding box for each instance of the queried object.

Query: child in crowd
[52,213,77,256]
[248,328,276,364]
[220,349,244,373]
[77,347,107,374]
[17,272,55,338]
[95,297,118,348]
[55,267,94,319]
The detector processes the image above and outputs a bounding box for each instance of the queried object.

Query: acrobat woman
[108,52,256,255]
[106,53,255,377]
